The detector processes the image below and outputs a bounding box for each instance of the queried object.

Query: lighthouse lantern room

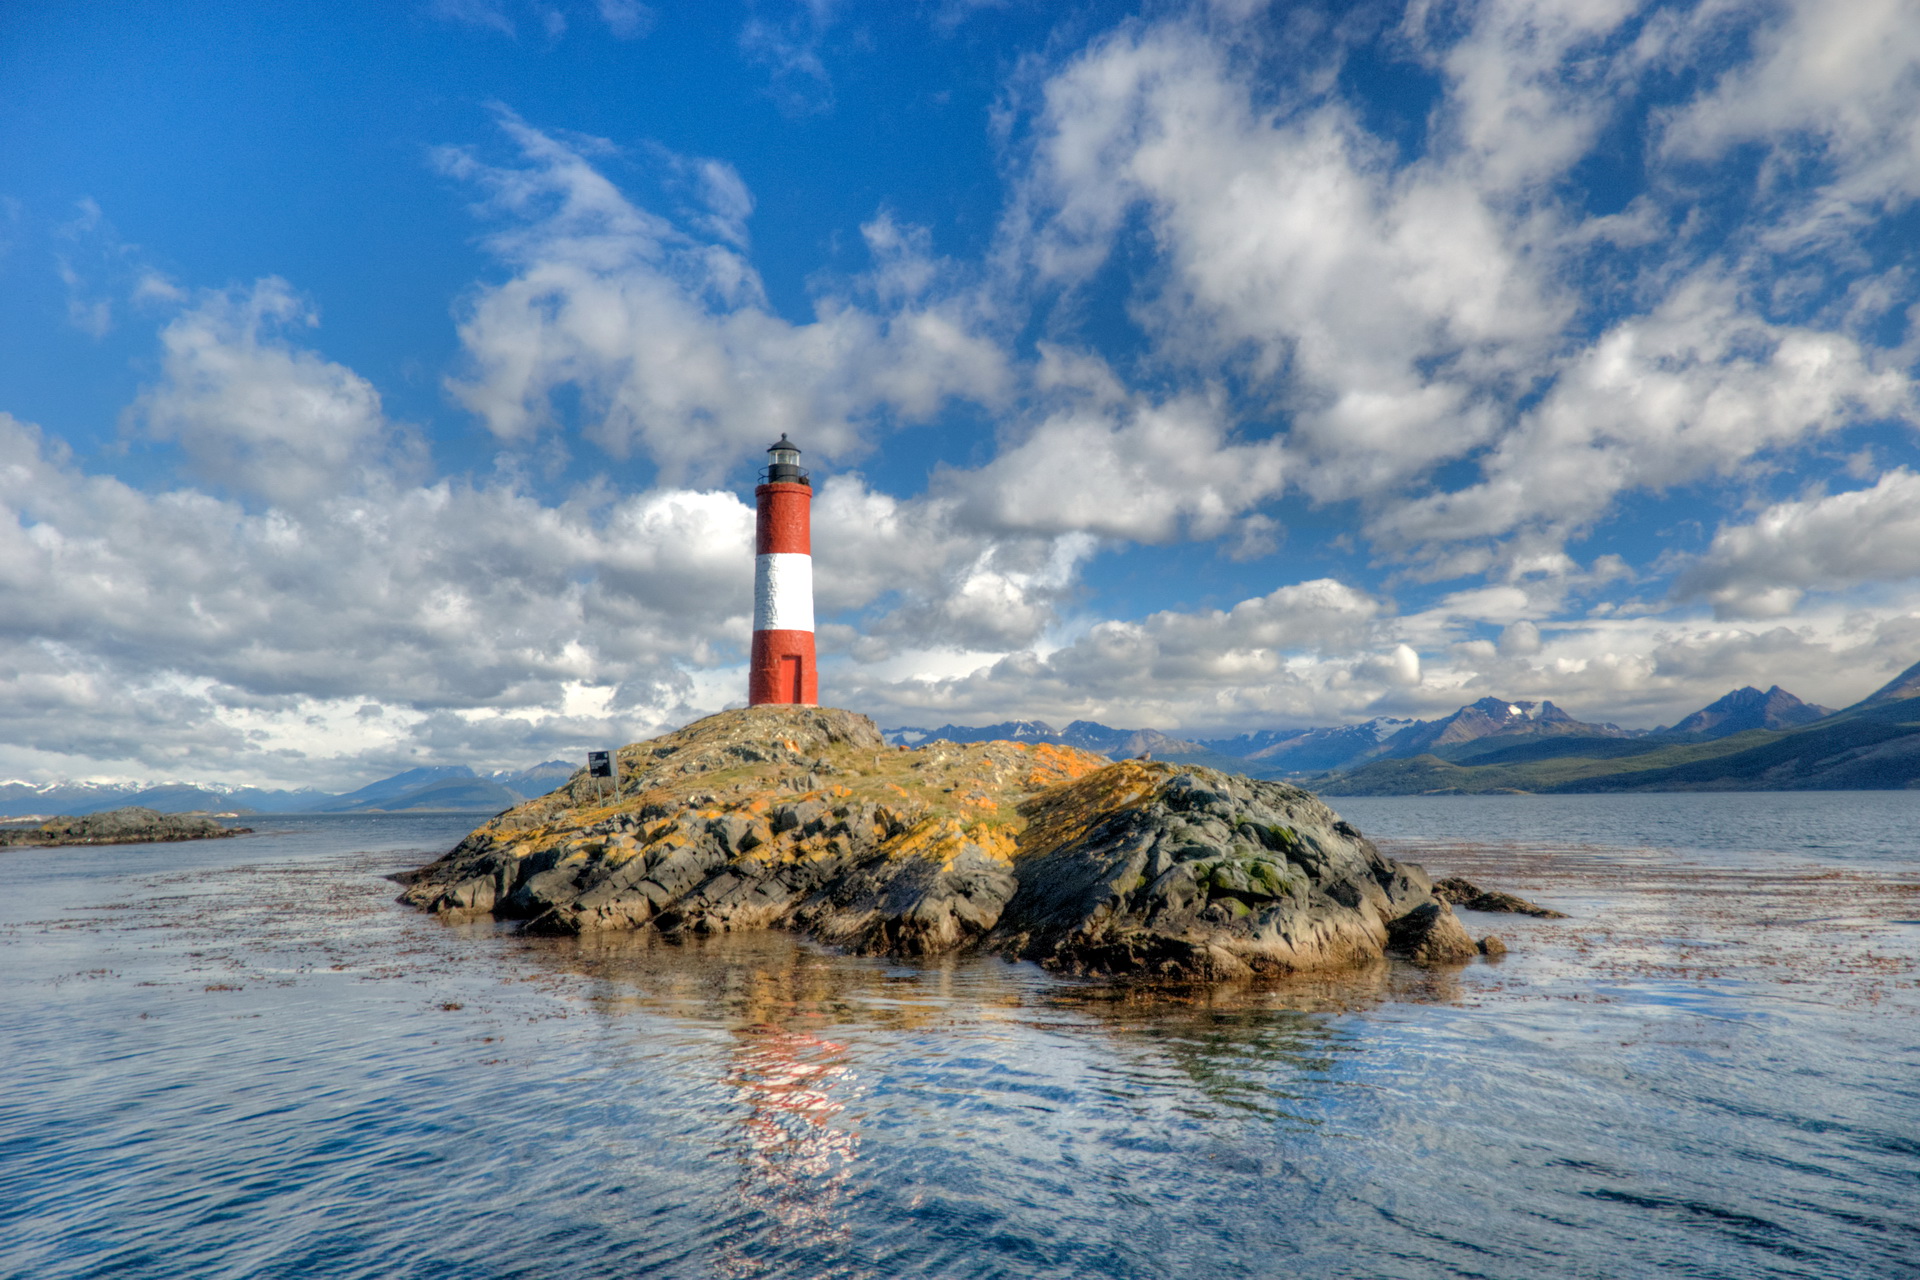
[748,434,818,707]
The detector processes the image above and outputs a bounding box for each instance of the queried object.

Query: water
[1,800,1917,1279]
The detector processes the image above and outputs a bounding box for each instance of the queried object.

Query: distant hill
[886,720,1060,748]
[0,779,333,818]
[1662,685,1832,739]
[1311,670,1913,794]
[1198,719,1415,774]
[489,760,574,798]
[1858,660,1920,706]
[313,765,479,812]
[1378,697,1632,758]
[12,673,1893,817]
[0,756,584,818]
[327,776,526,813]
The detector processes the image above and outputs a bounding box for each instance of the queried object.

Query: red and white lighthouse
[748,434,818,706]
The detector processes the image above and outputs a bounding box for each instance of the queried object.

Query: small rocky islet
[398,706,1509,979]
[0,806,249,848]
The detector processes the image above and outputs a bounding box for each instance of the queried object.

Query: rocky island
[0,806,250,848]
[398,707,1495,979]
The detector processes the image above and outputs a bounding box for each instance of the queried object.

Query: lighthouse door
[782,655,803,703]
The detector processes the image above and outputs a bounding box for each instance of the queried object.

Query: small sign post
[587,750,615,803]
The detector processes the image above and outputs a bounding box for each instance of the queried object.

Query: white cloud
[1005,6,1919,575]
[596,0,653,39]
[0,322,1091,788]
[0,401,766,782]
[839,578,1395,731]
[739,0,839,115]
[441,114,1010,480]
[1675,467,1920,618]
[1497,619,1542,656]
[1388,642,1422,685]
[1413,0,1646,192]
[1009,17,1570,503]
[837,571,1867,738]
[1371,270,1914,555]
[944,385,1285,543]
[809,476,1095,652]
[1428,606,1920,725]
[130,279,397,506]
[1663,0,1920,228]
[430,0,517,37]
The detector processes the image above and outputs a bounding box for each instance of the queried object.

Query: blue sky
[3,0,1919,786]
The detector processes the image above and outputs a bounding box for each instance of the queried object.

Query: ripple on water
[0,808,1917,1278]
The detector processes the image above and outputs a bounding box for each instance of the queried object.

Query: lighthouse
[749,434,818,706]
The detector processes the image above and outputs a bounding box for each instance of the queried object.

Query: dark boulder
[1434,875,1567,918]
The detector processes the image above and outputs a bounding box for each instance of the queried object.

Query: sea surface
[2,795,1918,1279]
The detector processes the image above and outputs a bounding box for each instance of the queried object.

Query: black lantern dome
[762,433,809,485]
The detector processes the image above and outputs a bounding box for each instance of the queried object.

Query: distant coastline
[0,807,250,848]
[0,761,577,821]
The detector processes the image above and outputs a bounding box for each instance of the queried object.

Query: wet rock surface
[397,707,1479,978]
[0,807,248,847]
[1433,875,1568,918]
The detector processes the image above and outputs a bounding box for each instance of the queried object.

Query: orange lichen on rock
[1024,742,1103,790]
[1015,759,1167,861]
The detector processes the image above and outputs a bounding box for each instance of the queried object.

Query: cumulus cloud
[0,318,1090,787]
[1009,16,1567,502]
[1006,5,1918,571]
[1476,608,1920,725]
[129,279,399,505]
[780,474,1093,654]
[840,578,1394,731]
[1675,468,1920,618]
[1373,270,1914,555]
[441,113,1010,479]
[842,571,1909,738]
[944,385,1285,543]
[1663,0,1920,228]
[1,427,730,703]
[1416,0,1646,192]
[0,400,771,781]
[1497,620,1542,657]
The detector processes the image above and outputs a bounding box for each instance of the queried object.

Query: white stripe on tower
[753,552,814,633]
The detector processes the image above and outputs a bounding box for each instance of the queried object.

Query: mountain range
[0,760,577,819]
[887,698,1645,778]
[1305,670,1919,794]
[884,673,1909,793]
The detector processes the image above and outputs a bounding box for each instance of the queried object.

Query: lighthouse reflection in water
[720,1026,863,1275]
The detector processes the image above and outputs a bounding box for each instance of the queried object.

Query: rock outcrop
[397,707,1482,978]
[1433,876,1567,918]
[0,806,248,847]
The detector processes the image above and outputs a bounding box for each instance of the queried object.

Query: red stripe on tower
[749,434,818,707]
